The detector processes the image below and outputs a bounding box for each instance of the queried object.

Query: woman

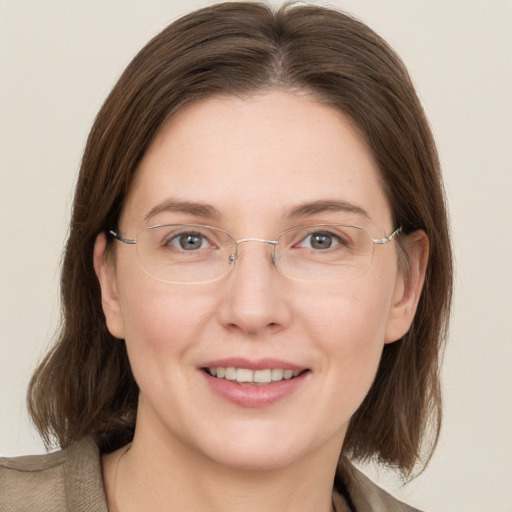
[0,2,452,511]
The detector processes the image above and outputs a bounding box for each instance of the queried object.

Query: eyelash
[161,229,349,252]
[164,231,213,251]
[295,231,346,251]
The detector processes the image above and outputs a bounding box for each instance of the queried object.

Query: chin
[190,423,335,473]
[204,444,306,472]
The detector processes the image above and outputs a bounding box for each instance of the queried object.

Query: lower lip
[201,370,308,408]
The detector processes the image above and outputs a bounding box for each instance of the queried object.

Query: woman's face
[95,90,422,471]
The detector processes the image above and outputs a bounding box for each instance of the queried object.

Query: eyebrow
[144,198,370,223]
[282,200,371,220]
[144,199,221,222]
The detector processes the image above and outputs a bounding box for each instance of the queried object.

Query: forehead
[122,90,392,231]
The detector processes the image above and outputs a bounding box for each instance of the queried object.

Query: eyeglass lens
[134,224,377,284]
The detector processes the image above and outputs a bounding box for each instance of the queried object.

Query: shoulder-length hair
[28,1,452,479]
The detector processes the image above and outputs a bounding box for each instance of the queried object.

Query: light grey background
[1,1,511,511]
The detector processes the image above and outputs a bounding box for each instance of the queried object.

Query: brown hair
[28,1,452,479]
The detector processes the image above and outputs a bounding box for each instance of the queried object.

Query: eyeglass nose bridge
[229,237,280,264]
[235,237,278,245]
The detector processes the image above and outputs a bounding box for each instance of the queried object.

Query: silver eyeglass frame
[108,224,403,284]
[109,225,402,246]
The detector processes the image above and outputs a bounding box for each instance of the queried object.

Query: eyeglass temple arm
[372,226,402,245]
[109,230,136,245]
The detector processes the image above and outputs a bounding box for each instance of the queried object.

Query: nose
[218,240,291,336]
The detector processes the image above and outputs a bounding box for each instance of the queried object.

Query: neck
[104,424,341,512]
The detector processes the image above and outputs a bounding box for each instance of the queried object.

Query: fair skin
[95,90,428,512]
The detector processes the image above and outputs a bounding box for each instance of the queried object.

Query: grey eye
[171,232,208,251]
[300,231,342,250]
[309,233,333,249]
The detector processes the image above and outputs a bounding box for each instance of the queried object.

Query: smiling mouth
[204,367,306,385]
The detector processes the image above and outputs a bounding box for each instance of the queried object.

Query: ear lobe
[93,233,125,339]
[385,230,429,344]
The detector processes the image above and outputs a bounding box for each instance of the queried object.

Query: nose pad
[271,249,281,265]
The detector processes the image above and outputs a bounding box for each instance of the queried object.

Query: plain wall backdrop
[1,1,511,511]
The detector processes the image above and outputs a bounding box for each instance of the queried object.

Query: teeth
[225,367,236,381]
[271,368,283,381]
[236,368,253,383]
[207,367,302,384]
[254,369,272,383]
[283,369,294,380]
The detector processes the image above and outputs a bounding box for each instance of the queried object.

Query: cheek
[298,282,395,402]
[302,279,393,348]
[116,277,216,376]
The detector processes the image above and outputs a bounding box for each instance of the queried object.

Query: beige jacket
[0,437,422,511]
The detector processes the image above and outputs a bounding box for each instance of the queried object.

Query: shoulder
[0,436,109,512]
[344,463,424,512]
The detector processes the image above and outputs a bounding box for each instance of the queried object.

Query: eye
[167,231,210,251]
[297,231,345,250]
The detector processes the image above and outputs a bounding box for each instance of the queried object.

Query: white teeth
[254,369,272,383]
[236,368,253,383]
[225,367,236,380]
[208,367,302,384]
[271,368,284,381]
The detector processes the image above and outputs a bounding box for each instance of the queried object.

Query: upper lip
[201,357,306,371]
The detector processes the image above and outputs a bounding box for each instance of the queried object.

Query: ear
[93,232,125,339]
[385,230,429,343]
